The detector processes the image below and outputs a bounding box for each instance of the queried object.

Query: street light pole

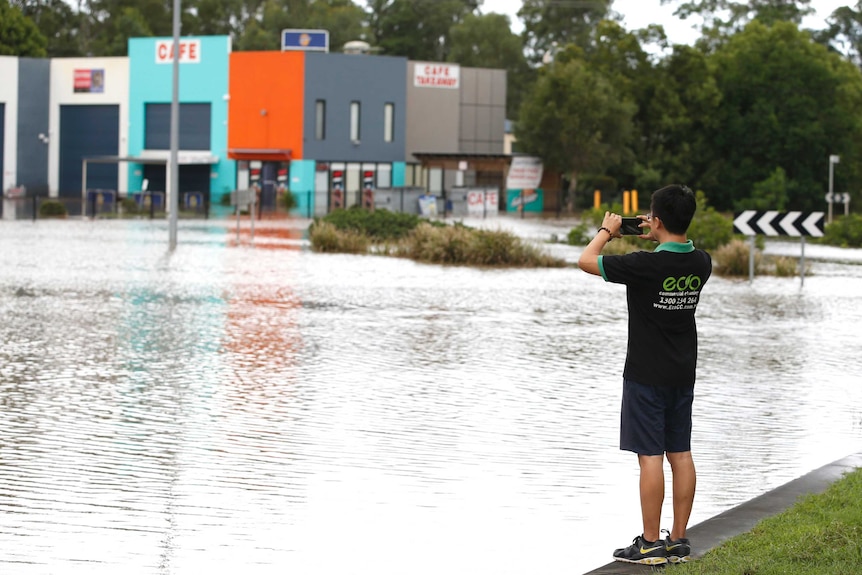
[828,154,840,224]
[168,0,181,250]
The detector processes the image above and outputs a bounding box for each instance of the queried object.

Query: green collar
[654,240,694,253]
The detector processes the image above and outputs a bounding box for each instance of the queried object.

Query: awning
[138,149,220,165]
[412,152,513,171]
[228,148,293,161]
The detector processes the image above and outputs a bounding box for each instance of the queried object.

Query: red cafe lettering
[155,39,201,64]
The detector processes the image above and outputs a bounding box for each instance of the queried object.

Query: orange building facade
[228,51,305,163]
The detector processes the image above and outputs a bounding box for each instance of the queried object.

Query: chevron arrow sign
[733,210,825,237]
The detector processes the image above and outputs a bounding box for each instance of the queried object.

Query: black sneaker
[613,534,668,565]
[663,530,691,564]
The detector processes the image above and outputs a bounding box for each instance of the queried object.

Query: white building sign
[506,156,544,189]
[414,63,460,89]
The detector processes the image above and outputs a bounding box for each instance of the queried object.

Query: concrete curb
[582,452,862,574]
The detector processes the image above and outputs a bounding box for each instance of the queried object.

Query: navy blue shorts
[620,378,694,456]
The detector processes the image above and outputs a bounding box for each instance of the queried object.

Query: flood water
[1,217,861,575]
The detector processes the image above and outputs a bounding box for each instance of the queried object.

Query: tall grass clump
[398,223,565,267]
[308,221,369,254]
[772,256,800,277]
[39,200,67,218]
[713,238,763,276]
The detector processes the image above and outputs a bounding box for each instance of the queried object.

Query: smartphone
[620,217,643,236]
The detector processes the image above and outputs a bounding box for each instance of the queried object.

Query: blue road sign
[282,29,329,52]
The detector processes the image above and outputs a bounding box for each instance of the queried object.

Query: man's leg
[666,450,696,540]
[638,454,664,542]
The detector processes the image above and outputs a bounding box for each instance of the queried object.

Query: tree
[737,166,790,211]
[818,2,862,67]
[185,0,244,36]
[704,21,862,211]
[662,0,814,35]
[234,0,366,52]
[0,0,48,56]
[518,0,612,62]
[368,0,480,60]
[306,0,367,51]
[646,44,722,190]
[11,0,84,56]
[447,12,532,119]
[515,47,636,209]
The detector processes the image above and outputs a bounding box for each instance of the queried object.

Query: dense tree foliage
[369,0,478,60]
[516,45,636,208]
[518,0,612,61]
[703,21,862,211]
[1,0,48,56]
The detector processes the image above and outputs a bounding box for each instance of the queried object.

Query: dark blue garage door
[59,105,119,198]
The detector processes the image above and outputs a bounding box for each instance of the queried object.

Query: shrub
[713,239,763,277]
[120,197,140,215]
[39,200,67,218]
[308,221,369,254]
[819,214,862,248]
[397,223,565,267]
[687,192,734,252]
[282,190,297,212]
[572,192,733,253]
[772,256,801,277]
[320,207,431,241]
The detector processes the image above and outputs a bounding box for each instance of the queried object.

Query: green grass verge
[676,468,862,575]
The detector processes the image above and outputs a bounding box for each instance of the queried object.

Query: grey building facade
[16,58,51,196]
[303,52,407,163]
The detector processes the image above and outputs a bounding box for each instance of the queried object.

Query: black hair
[650,184,696,235]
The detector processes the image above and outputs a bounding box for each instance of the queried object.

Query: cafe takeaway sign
[414,63,460,89]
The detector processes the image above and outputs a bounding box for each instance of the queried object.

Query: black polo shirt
[598,241,712,388]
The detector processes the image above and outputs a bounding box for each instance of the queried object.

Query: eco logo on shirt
[663,275,703,292]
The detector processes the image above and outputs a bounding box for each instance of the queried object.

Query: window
[350,101,360,142]
[383,103,394,143]
[145,103,211,150]
[376,163,392,188]
[315,100,326,140]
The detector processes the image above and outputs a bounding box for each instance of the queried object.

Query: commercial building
[0,35,537,216]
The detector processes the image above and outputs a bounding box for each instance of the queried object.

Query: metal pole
[800,236,806,288]
[828,160,834,224]
[82,160,87,218]
[828,155,839,224]
[749,235,755,283]
[168,0,181,250]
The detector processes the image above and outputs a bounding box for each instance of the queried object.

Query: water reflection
[0,219,861,574]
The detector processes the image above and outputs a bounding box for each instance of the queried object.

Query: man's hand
[579,211,620,276]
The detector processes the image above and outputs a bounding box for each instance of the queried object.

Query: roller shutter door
[59,105,119,197]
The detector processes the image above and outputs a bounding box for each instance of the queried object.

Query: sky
[482,0,851,45]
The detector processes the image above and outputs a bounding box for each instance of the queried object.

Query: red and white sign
[155,39,201,64]
[414,63,460,89]
[506,156,544,190]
